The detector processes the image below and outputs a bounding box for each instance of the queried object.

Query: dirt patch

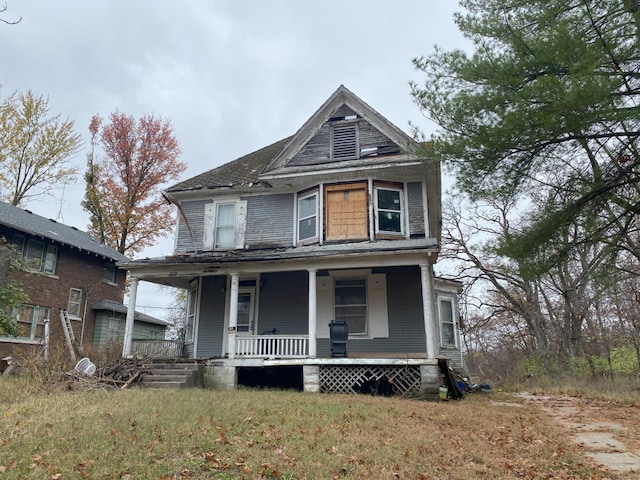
[514,393,640,475]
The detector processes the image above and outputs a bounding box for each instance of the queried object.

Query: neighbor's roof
[166,137,293,193]
[0,201,128,262]
[91,299,171,326]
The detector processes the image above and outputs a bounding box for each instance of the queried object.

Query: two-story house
[119,86,462,397]
[0,201,168,362]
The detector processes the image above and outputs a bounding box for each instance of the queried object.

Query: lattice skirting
[319,365,422,397]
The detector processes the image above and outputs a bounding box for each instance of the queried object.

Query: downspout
[80,286,89,346]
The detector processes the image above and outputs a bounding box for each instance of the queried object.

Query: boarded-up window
[325,183,368,241]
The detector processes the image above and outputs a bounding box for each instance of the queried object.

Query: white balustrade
[235,335,308,358]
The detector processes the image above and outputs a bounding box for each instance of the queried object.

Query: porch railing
[130,339,184,359]
[235,334,308,358]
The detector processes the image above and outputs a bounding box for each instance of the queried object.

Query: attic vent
[331,124,358,160]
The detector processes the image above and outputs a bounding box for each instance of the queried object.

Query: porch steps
[141,362,204,389]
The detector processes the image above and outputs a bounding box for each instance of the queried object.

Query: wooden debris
[65,355,153,390]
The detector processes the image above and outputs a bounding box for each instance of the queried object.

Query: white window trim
[67,288,83,319]
[374,186,405,236]
[185,281,198,344]
[439,296,457,347]
[296,190,319,245]
[203,199,247,251]
[9,305,50,342]
[316,269,388,340]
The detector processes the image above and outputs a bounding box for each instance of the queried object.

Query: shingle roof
[91,299,170,326]
[0,201,128,262]
[166,137,292,193]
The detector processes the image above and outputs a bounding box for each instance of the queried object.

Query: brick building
[0,201,130,360]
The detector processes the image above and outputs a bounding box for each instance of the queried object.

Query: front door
[236,288,256,335]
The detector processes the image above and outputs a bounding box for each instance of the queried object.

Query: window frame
[297,191,318,244]
[11,304,50,342]
[333,276,368,336]
[203,199,247,251]
[439,297,457,347]
[374,186,404,236]
[13,234,58,274]
[185,283,197,344]
[67,288,83,318]
[103,263,117,284]
[214,202,237,250]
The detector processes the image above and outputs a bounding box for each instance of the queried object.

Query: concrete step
[140,362,204,389]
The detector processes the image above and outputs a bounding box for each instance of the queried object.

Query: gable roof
[165,85,422,196]
[263,85,418,174]
[0,201,128,262]
[92,299,170,326]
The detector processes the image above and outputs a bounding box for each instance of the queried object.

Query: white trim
[367,178,374,241]
[374,186,404,236]
[203,198,247,251]
[438,296,457,348]
[421,180,430,238]
[403,182,410,239]
[296,190,319,244]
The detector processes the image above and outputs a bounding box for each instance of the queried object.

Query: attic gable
[261,85,418,175]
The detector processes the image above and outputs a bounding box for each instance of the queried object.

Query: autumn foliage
[83,112,186,255]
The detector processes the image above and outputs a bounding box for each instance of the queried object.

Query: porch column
[122,277,139,357]
[227,272,240,359]
[420,263,438,359]
[308,268,317,358]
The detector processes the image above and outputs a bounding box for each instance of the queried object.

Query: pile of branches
[65,355,153,390]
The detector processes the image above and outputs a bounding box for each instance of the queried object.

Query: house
[119,86,463,397]
[0,201,168,361]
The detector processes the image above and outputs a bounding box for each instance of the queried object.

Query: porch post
[227,272,239,359]
[420,263,438,359]
[122,277,139,357]
[308,268,317,358]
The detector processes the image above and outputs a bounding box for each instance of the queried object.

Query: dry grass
[0,379,628,480]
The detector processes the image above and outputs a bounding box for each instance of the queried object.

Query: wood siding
[194,276,227,357]
[287,105,398,167]
[175,199,209,253]
[245,194,294,248]
[407,182,425,237]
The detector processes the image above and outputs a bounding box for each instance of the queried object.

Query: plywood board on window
[324,183,368,241]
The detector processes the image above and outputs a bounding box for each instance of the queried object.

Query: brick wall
[0,238,126,360]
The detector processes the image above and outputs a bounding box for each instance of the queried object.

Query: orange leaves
[85,111,187,255]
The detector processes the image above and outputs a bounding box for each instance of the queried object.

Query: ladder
[60,309,77,361]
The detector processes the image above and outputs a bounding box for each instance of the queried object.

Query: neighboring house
[92,299,169,348]
[0,201,130,360]
[120,85,463,397]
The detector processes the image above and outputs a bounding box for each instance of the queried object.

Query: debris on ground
[64,355,153,390]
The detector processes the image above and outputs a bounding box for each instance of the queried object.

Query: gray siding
[317,266,426,356]
[93,311,165,346]
[175,199,209,253]
[195,275,227,357]
[407,182,425,237]
[257,271,309,334]
[245,194,294,248]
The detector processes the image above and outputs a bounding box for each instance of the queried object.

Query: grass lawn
[0,378,622,479]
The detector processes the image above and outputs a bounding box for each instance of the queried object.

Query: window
[325,183,368,241]
[185,284,197,343]
[13,305,49,341]
[68,288,83,318]
[107,317,124,342]
[103,263,117,283]
[439,298,456,346]
[334,278,367,335]
[15,235,58,274]
[203,200,247,251]
[297,192,318,242]
[375,187,403,235]
[215,203,236,249]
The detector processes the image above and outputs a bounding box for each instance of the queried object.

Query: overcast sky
[1,1,468,319]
